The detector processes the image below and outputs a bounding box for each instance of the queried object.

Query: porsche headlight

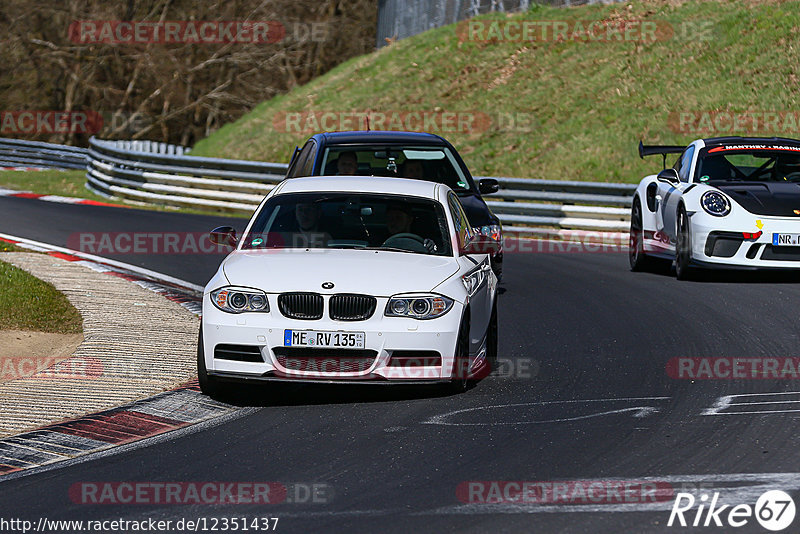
[701,191,731,217]
[210,287,270,313]
[472,224,503,244]
[385,295,453,320]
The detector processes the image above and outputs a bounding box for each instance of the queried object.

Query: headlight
[701,191,731,217]
[472,224,503,244]
[385,295,453,320]
[462,269,486,296]
[210,287,270,313]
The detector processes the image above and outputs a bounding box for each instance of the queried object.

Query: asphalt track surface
[3,195,800,533]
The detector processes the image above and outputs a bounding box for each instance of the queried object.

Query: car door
[660,145,695,244]
[449,192,492,357]
[664,145,695,243]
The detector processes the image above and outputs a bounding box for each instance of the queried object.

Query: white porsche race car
[198,175,500,394]
[630,136,800,279]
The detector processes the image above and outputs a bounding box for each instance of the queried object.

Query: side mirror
[210,226,237,248]
[657,168,680,185]
[462,235,501,255]
[478,178,500,195]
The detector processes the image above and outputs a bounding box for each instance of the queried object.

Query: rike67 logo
[668,490,796,531]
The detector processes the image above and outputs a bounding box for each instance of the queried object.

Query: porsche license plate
[283,330,365,348]
[772,233,800,246]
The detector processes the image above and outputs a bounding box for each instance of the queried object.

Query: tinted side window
[288,141,315,178]
[448,192,472,250]
[285,146,301,177]
[673,155,682,174]
[300,141,317,176]
[678,146,695,182]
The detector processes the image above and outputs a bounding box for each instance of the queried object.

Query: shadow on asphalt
[635,260,800,284]
[209,381,468,407]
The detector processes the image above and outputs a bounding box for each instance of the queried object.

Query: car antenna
[366,115,370,131]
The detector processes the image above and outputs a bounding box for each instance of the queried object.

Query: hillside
[191,0,799,183]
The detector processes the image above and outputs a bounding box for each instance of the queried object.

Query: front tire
[197,327,219,397]
[486,301,498,369]
[675,206,694,281]
[629,197,656,272]
[449,317,471,393]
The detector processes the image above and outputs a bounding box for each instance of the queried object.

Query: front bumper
[690,215,800,269]
[209,371,451,385]
[201,294,464,382]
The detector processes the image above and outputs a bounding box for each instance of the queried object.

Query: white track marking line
[729,400,800,406]
[422,397,670,426]
[706,409,800,415]
[703,391,800,416]
[726,391,800,398]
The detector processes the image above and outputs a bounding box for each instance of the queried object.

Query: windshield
[242,192,453,256]
[319,145,474,193]
[696,146,800,183]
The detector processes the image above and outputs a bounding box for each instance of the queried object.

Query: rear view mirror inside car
[373,150,402,159]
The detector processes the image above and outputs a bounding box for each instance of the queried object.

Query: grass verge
[0,170,101,198]
[0,241,23,252]
[191,0,799,183]
[0,258,83,334]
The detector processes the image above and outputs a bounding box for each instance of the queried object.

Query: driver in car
[400,159,424,179]
[385,204,437,253]
[294,202,331,247]
[336,151,359,175]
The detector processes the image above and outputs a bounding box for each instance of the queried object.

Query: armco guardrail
[0,138,88,170]
[86,137,287,212]
[85,137,633,232]
[480,176,634,235]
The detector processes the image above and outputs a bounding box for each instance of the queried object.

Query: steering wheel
[382,233,427,251]
[784,172,800,182]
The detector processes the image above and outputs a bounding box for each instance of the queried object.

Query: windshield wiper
[364,246,425,254]
[326,244,368,249]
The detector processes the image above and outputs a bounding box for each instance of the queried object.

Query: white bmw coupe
[198,176,499,394]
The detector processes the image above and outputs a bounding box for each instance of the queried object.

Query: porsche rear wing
[638,141,685,169]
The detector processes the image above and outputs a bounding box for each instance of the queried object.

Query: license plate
[283,330,365,348]
[772,233,800,246]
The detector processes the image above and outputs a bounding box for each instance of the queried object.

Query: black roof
[314,130,449,146]
[703,136,800,147]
